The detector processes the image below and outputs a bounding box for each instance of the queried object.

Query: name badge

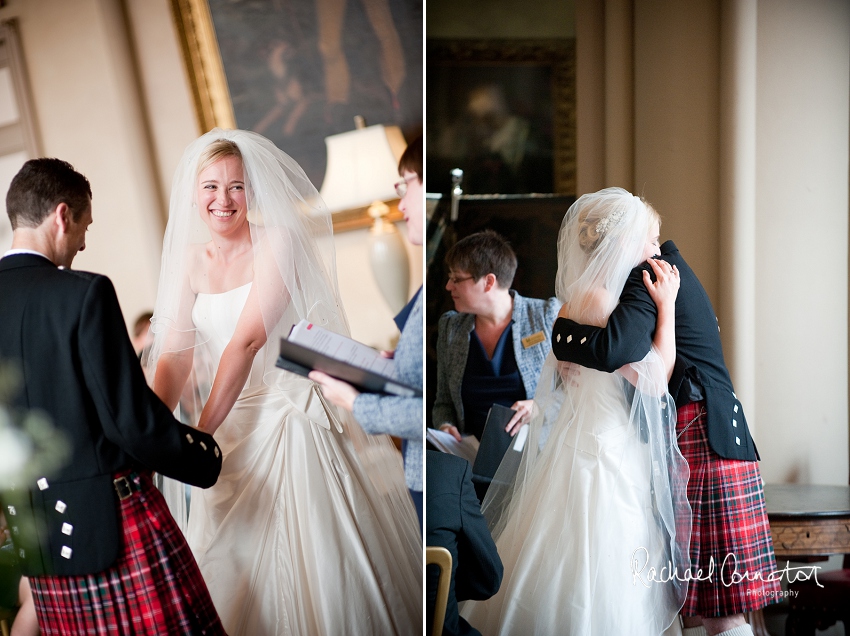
[521,331,546,349]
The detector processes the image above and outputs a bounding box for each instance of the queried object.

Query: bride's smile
[197,154,247,233]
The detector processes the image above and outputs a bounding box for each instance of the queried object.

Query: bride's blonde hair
[577,194,660,255]
[197,139,242,175]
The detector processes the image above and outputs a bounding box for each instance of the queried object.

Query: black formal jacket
[551,241,758,461]
[0,254,222,576]
[426,451,503,636]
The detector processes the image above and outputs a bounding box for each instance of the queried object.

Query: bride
[462,188,692,635]
[143,129,422,635]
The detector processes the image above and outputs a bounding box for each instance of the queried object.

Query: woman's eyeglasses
[447,274,474,285]
[394,175,418,198]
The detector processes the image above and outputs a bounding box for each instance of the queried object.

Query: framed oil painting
[426,39,575,196]
[171,0,423,230]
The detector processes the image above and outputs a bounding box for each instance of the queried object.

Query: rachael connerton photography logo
[629,547,823,593]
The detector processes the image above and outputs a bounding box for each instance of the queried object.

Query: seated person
[434,230,559,440]
[426,451,502,636]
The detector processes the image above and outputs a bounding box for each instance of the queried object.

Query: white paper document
[426,428,480,465]
[288,320,395,377]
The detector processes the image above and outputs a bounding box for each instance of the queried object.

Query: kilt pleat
[677,401,782,616]
[29,471,226,635]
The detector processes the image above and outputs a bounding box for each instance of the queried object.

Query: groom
[0,158,226,634]
[552,240,779,636]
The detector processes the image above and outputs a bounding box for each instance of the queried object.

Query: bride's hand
[643,258,679,311]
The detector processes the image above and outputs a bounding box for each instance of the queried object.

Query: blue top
[460,324,526,440]
[394,285,421,332]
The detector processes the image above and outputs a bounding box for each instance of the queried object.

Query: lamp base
[368,201,410,314]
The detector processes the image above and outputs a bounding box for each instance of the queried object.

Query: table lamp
[319,120,411,314]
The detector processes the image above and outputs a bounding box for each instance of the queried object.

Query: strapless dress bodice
[192,282,267,393]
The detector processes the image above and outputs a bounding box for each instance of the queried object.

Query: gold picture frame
[170,0,418,232]
[170,0,236,133]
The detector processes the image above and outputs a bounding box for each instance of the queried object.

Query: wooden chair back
[426,546,452,636]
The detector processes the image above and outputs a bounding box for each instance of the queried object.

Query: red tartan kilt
[29,470,225,635]
[676,401,782,617]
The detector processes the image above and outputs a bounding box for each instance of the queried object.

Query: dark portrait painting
[428,65,554,195]
[426,39,575,197]
[208,0,423,189]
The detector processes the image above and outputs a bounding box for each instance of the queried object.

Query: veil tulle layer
[143,128,415,524]
[468,188,692,634]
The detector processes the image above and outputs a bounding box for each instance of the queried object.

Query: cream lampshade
[319,123,407,212]
[319,122,411,314]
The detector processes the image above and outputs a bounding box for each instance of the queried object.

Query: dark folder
[471,404,516,483]
[276,338,423,398]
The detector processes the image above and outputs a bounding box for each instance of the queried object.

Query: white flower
[0,407,33,488]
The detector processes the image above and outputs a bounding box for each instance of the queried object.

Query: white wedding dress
[462,361,684,635]
[184,283,422,635]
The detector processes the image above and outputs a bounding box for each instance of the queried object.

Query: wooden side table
[764,485,850,559]
[756,485,850,636]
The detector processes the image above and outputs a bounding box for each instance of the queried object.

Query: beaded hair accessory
[595,206,627,235]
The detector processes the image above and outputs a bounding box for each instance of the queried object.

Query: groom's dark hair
[6,158,92,229]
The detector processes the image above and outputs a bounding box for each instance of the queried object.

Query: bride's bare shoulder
[185,242,213,291]
[587,286,612,310]
[575,286,613,326]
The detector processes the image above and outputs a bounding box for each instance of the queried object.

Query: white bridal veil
[143,128,413,524]
[477,188,693,633]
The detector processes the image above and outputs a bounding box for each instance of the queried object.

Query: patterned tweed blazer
[433,291,560,432]
[353,290,423,491]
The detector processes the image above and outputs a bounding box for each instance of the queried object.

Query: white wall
[634,0,720,306]
[754,0,849,484]
[0,0,171,330]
